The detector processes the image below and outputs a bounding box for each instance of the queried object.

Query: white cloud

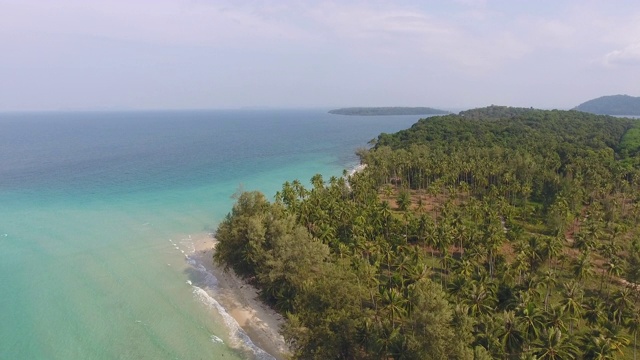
[604,42,640,66]
[2,0,640,110]
[0,0,316,47]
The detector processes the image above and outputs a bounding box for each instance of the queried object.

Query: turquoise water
[0,109,420,359]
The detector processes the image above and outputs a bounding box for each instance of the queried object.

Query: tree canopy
[215,106,640,359]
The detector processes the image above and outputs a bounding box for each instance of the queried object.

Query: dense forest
[574,95,640,116]
[214,106,640,359]
[329,107,450,116]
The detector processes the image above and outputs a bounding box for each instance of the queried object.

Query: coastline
[348,163,367,177]
[186,234,290,360]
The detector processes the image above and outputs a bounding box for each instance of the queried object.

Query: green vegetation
[215,106,640,359]
[620,123,640,157]
[574,94,640,115]
[329,107,450,116]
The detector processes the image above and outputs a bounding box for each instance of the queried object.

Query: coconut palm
[498,311,525,357]
[582,297,605,327]
[581,330,629,360]
[559,281,583,335]
[571,250,594,287]
[610,287,633,326]
[465,282,495,316]
[540,270,557,311]
[517,302,546,342]
[627,309,640,360]
[531,327,577,359]
[381,288,407,328]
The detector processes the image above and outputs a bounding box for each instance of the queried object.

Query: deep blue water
[0,109,421,359]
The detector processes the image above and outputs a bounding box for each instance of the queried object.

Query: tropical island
[574,94,640,116]
[329,107,450,116]
[214,105,640,359]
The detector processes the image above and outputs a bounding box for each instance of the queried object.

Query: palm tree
[544,305,568,333]
[517,302,546,343]
[602,256,623,292]
[581,331,629,360]
[571,251,594,286]
[474,314,503,358]
[499,311,525,357]
[531,327,577,359]
[559,281,583,335]
[448,276,468,302]
[465,282,495,316]
[541,270,557,311]
[610,287,633,326]
[627,309,640,360]
[582,297,605,327]
[544,234,564,271]
[381,288,407,328]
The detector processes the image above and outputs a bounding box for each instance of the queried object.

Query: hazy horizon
[2,1,640,112]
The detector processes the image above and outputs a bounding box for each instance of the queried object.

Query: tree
[582,297,605,327]
[610,288,633,326]
[627,308,640,360]
[404,278,474,359]
[581,330,629,360]
[464,282,495,316]
[397,189,411,211]
[498,311,525,357]
[531,327,577,360]
[517,302,546,343]
[559,282,583,335]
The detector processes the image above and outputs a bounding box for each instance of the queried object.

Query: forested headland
[214,105,640,359]
[574,94,640,116]
[329,107,450,116]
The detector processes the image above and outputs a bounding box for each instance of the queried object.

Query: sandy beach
[187,234,290,360]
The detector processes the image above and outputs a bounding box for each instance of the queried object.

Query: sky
[1,0,640,111]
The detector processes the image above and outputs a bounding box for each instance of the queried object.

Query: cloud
[604,42,640,66]
[303,2,532,73]
[0,0,316,48]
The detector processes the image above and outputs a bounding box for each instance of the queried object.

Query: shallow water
[0,109,421,359]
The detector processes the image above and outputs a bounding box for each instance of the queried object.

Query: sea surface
[0,109,421,359]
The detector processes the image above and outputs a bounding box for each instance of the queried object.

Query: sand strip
[188,234,290,360]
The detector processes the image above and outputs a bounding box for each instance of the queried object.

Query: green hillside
[215,106,640,359]
[574,94,640,115]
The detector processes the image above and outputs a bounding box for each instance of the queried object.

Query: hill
[329,106,449,116]
[574,94,640,115]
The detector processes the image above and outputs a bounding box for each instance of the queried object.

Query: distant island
[573,94,640,115]
[329,107,450,116]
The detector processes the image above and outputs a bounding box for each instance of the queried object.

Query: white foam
[348,164,367,177]
[186,280,192,285]
[185,254,274,359]
[211,335,224,344]
[186,258,218,287]
[178,235,196,254]
[192,286,275,360]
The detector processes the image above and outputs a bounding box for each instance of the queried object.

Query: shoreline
[187,234,290,360]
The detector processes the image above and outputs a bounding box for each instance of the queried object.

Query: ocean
[0,109,421,359]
